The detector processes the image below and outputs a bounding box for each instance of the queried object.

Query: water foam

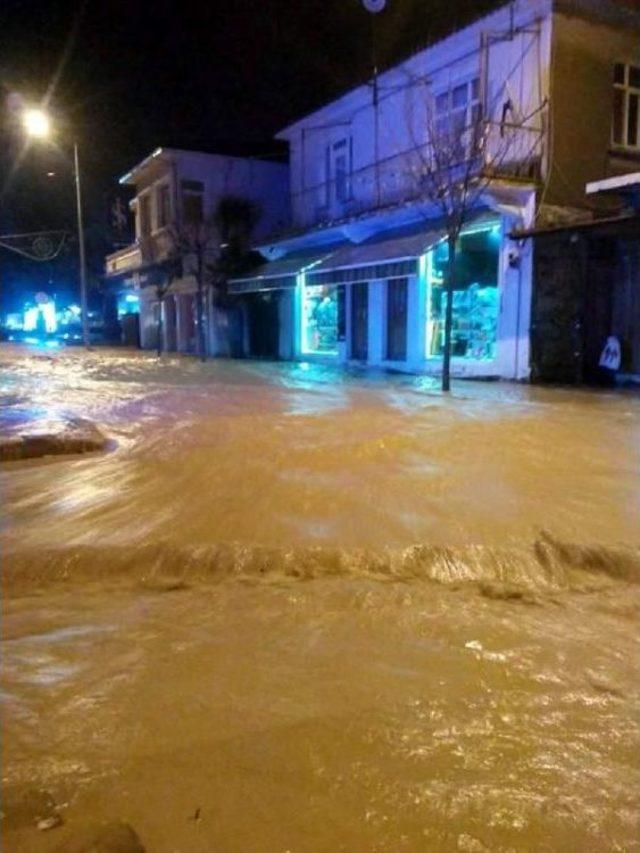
[3,532,638,596]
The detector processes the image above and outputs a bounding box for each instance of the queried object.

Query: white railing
[105,244,142,276]
[105,229,179,276]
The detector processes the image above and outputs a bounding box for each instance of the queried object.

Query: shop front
[424,223,502,364]
[228,250,336,361]
[295,215,504,375]
[233,204,533,380]
[300,283,342,356]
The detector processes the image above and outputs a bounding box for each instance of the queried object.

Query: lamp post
[22,108,90,348]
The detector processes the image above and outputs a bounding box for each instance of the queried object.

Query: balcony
[290,121,544,232]
[105,229,177,279]
[105,244,143,277]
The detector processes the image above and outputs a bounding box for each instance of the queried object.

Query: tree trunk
[195,253,207,362]
[156,288,164,358]
[441,234,457,392]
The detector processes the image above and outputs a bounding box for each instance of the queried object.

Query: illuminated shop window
[302,283,339,354]
[117,292,140,318]
[426,225,500,361]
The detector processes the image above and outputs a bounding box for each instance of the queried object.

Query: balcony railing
[105,229,178,277]
[105,244,143,276]
[290,121,544,231]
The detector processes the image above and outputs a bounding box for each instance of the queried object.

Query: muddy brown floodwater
[1,345,639,852]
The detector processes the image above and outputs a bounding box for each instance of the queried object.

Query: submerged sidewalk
[0,390,108,462]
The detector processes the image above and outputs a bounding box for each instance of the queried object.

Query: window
[386,278,408,360]
[325,138,353,206]
[302,283,339,354]
[426,224,500,361]
[613,63,640,150]
[138,194,151,238]
[181,179,204,224]
[335,152,349,202]
[156,184,171,229]
[433,78,482,159]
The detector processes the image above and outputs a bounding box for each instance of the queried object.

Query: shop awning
[303,226,442,286]
[305,211,499,285]
[227,250,335,294]
[230,211,500,292]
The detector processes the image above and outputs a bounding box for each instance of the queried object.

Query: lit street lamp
[23,108,51,139]
[22,108,90,348]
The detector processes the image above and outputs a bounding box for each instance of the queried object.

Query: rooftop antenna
[363,0,385,105]
[362,0,386,205]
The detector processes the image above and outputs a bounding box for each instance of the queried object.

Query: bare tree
[164,197,261,361]
[154,276,170,357]
[167,219,219,361]
[407,84,543,390]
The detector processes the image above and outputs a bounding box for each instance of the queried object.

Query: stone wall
[530,232,586,383]
[530,224,640,383]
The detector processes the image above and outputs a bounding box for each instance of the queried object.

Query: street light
[22,108,90,348]
[23,108,51,139]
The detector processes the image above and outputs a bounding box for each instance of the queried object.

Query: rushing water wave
[3,532,640,596]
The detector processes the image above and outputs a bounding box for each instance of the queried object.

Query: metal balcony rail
[288,120,544,231]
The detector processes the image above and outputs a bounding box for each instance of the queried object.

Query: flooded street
[1,345,639,851]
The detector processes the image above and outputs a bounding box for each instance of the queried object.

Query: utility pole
[22,109,91,349]
[363,0,385,207]
[73,142,90,348]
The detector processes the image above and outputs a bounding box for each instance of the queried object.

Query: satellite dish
[362,0,386,13]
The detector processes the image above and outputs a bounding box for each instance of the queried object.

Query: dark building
[519,173,640,383]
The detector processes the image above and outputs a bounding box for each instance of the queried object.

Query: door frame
[350,281,368,361]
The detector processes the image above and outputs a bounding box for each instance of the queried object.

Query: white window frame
[137,191,152,239]
[432,77,482,159]
[155,182,172,231]
[612,62,640,152]
[324,137,353,207]
[180,178,205,225]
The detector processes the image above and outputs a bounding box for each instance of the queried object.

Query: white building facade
[105,148,289,354]
[229,0,639,380]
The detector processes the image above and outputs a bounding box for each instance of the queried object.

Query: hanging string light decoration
[0,230,69,261]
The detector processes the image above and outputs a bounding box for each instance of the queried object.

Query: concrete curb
[0,418,108,462]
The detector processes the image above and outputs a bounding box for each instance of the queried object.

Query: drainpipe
[373,66,380,207]
[479,32,489,124]
[514,239,523,380]
[370,12,381,208]
[171,158,180,228]
[301,128,306,223]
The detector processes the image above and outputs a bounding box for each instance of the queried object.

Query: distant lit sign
[23,299,57,333]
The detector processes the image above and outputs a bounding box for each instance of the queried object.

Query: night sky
[2,0,515,173]
[0,0,637,307]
